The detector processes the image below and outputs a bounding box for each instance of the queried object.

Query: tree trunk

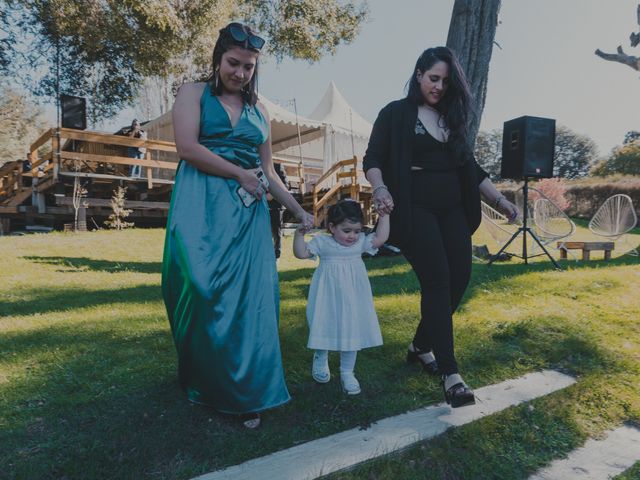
[446,0,502,146]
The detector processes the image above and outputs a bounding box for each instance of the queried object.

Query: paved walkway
[192,370,575,480]
[529,425,640,480]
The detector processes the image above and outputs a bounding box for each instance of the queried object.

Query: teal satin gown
[162,84,290,414]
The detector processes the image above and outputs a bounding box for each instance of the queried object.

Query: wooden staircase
[305,156,374,227]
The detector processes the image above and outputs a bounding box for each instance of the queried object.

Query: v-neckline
[215,96,245,130]
[417,108,448,143]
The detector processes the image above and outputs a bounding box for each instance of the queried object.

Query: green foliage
[0,84,46,165]
[474,129,502,180]
[592,141,640,177]
[623,130,640,145]
[553,125,598,179]
[474,125,598,180]
[104,186,134,230]
[2,0,368,123]
[243,0,369,62]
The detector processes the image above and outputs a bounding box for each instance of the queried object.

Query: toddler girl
[293,199,390,395]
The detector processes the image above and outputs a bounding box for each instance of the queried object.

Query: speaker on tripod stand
[489,115,561,268]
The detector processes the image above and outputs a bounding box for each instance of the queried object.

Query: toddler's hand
[296,224,311,234]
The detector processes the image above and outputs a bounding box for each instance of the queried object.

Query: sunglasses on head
[225,23,265,51]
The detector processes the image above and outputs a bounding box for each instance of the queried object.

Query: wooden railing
[0,161,23,202]
[312,156,360,223]
[27,128,178,189]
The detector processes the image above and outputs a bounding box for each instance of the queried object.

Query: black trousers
[402,169,472,375]
[269,203,283,259]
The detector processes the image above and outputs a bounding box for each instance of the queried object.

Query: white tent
[140,83,372,188]
[277,82,372,176]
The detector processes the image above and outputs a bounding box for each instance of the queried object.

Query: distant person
[363,46,519,408]
[162,22,314,429]
[267,162,288,259]
[293,200,389,395]
[126,119,146,178]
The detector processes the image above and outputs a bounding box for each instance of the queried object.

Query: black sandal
[442,377,475,408]
[239,412,261,429]
[406,344,439,375]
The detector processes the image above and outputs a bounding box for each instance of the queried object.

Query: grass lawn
[1,223,639,480]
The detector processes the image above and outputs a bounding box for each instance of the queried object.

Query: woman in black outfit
[363,47,518,408]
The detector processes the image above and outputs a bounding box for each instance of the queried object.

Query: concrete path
[529,425,640,480]
[192,370,575,480]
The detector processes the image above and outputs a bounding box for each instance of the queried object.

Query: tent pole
[293,98,305,191]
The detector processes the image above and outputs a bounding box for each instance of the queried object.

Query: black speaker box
[61,95,87,130]
[500,116,555,180]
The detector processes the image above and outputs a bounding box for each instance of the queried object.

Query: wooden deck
[0,127,373,234]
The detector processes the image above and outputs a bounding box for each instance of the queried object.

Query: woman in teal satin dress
[162,23,314,429]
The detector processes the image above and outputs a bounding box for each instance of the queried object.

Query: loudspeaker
[500,116,555,180]
[61,95,87,130]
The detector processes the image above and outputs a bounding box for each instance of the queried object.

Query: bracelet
[495,196,505,208]
[372,185,389,196]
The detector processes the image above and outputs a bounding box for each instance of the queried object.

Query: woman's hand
[296,210,314,231]
[497,197,519,224]
[373,186,394,216]
[238,168,265,200]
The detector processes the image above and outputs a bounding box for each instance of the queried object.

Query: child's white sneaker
[340,372,361,395]
[312,351,330,384]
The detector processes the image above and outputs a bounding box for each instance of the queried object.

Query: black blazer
[363,98,487,249]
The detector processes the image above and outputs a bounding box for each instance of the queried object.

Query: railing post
[146,149,153,189]
[313,185,318,224]
[52,128,60,182]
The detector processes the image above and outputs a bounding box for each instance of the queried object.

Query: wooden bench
[557,241,615,261]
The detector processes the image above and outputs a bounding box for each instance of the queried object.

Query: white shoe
[340,372,361,395]
[312,352,330,383]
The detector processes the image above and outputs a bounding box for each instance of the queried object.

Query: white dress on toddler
[306,233,383,351]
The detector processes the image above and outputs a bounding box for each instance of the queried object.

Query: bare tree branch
[632,4,640,47]
[594,46,640,71]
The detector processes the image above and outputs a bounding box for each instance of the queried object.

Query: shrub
[591,141,640,176]
[529,178,570,211]
[104,186,134,230]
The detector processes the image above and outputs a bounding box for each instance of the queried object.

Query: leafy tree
[474,129,502,180]
[474,125,596,180]
[554,125,598,179]
[624,130,640,144]
[591,141,640,176]
[0,85,46,165]
[2,0,368,122]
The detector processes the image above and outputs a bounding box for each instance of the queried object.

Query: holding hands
[372,185,394,216]
[296,210,315,233]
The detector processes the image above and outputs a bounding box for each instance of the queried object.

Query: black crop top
[412,118,463,170]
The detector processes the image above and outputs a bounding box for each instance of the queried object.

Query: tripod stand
[487,177,561,269]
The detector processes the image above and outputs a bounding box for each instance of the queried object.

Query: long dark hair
[207,22,261,105]
[327,200,364,230]
[405,47,474,158]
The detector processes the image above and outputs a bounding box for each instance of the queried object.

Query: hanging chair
[589,194,638,255]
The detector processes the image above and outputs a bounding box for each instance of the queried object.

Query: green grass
[1,225,639,479]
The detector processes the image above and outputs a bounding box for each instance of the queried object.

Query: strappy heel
[442,374,475,408]
[406,343,439,375]
[240,412,261,429]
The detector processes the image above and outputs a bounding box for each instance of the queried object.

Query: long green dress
[162,84,290,414]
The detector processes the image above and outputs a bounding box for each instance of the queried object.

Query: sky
[253,0,640,157]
